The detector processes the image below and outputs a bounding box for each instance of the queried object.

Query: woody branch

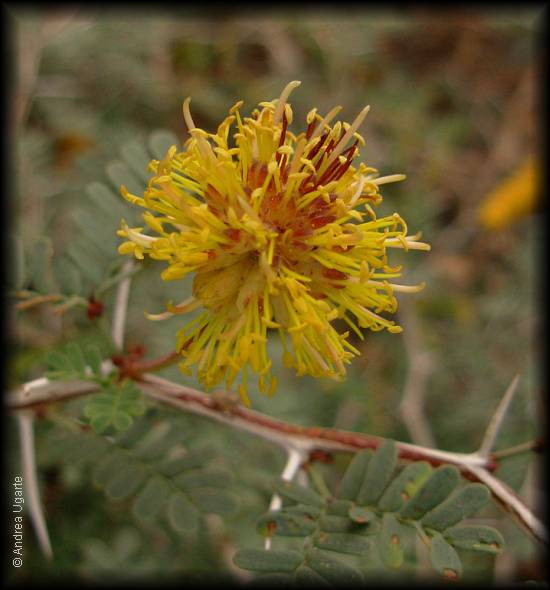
[7,367,545,546]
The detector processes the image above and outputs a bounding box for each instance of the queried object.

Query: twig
[398,300,436,448]
[112,350,180,379]
[7,373,490,466]
[8,379,100,410]
[465,465,546,545]
[15,293,63,311]
[12,10,79,132]
[137,376,548,547]
[493,439,542,460]
[7,370,546,546]
[269,448,305,511]
[137,374,491,466]
[111,260,134,350]
[95,263,142,296]
[6,358,114,411]
[17,414,53,559]
[265,447,305,550]
[477,375,520,459]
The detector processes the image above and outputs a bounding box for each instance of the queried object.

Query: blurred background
[8,6,544,584]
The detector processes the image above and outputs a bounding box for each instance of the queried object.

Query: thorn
[18,415,53,560]
[264,447,305,550]
[477,374,521,458]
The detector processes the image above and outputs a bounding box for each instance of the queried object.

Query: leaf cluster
[10,129,179,315]
[47,416,240,537]
[46,342,145,434]
[234,441,504,584]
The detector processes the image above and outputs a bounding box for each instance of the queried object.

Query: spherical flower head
[117,81,430,406]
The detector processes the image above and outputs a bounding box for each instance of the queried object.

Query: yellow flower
[117,81,430,405]
[477,157,539,231]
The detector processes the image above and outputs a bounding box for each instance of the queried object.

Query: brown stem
[131,350,180,374]
[492,438,544,460]
[112,350,180,379]
[136,373,498,471]
[15,294,63,311]
[7,372,545,546]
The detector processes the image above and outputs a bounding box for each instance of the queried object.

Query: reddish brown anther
[305,117,317,140]
[322,268,347,281]
[225,228,242,242]
[306,132,328,161]
[310,215,337,229]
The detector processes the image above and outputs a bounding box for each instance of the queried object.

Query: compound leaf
[84,381,145,434]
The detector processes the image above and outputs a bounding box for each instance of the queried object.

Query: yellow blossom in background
[117,82,430,405]
[478,156,540,231]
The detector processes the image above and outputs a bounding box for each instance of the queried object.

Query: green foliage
[81,527,164,581]
[399,464,460,520]
[430,532,463,580]
[420,483,491,531]
[48,416,240,536]
[45,341,145,434]
[84,380,146,433]
[444,524,504,554]
[234,441,504,584]
[10,128,178,315]
[10,12,539,585]
[46,342,108,382]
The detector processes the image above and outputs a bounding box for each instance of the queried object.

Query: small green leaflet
[84,380,145,433]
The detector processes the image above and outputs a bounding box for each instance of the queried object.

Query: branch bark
[6,370,546,546]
